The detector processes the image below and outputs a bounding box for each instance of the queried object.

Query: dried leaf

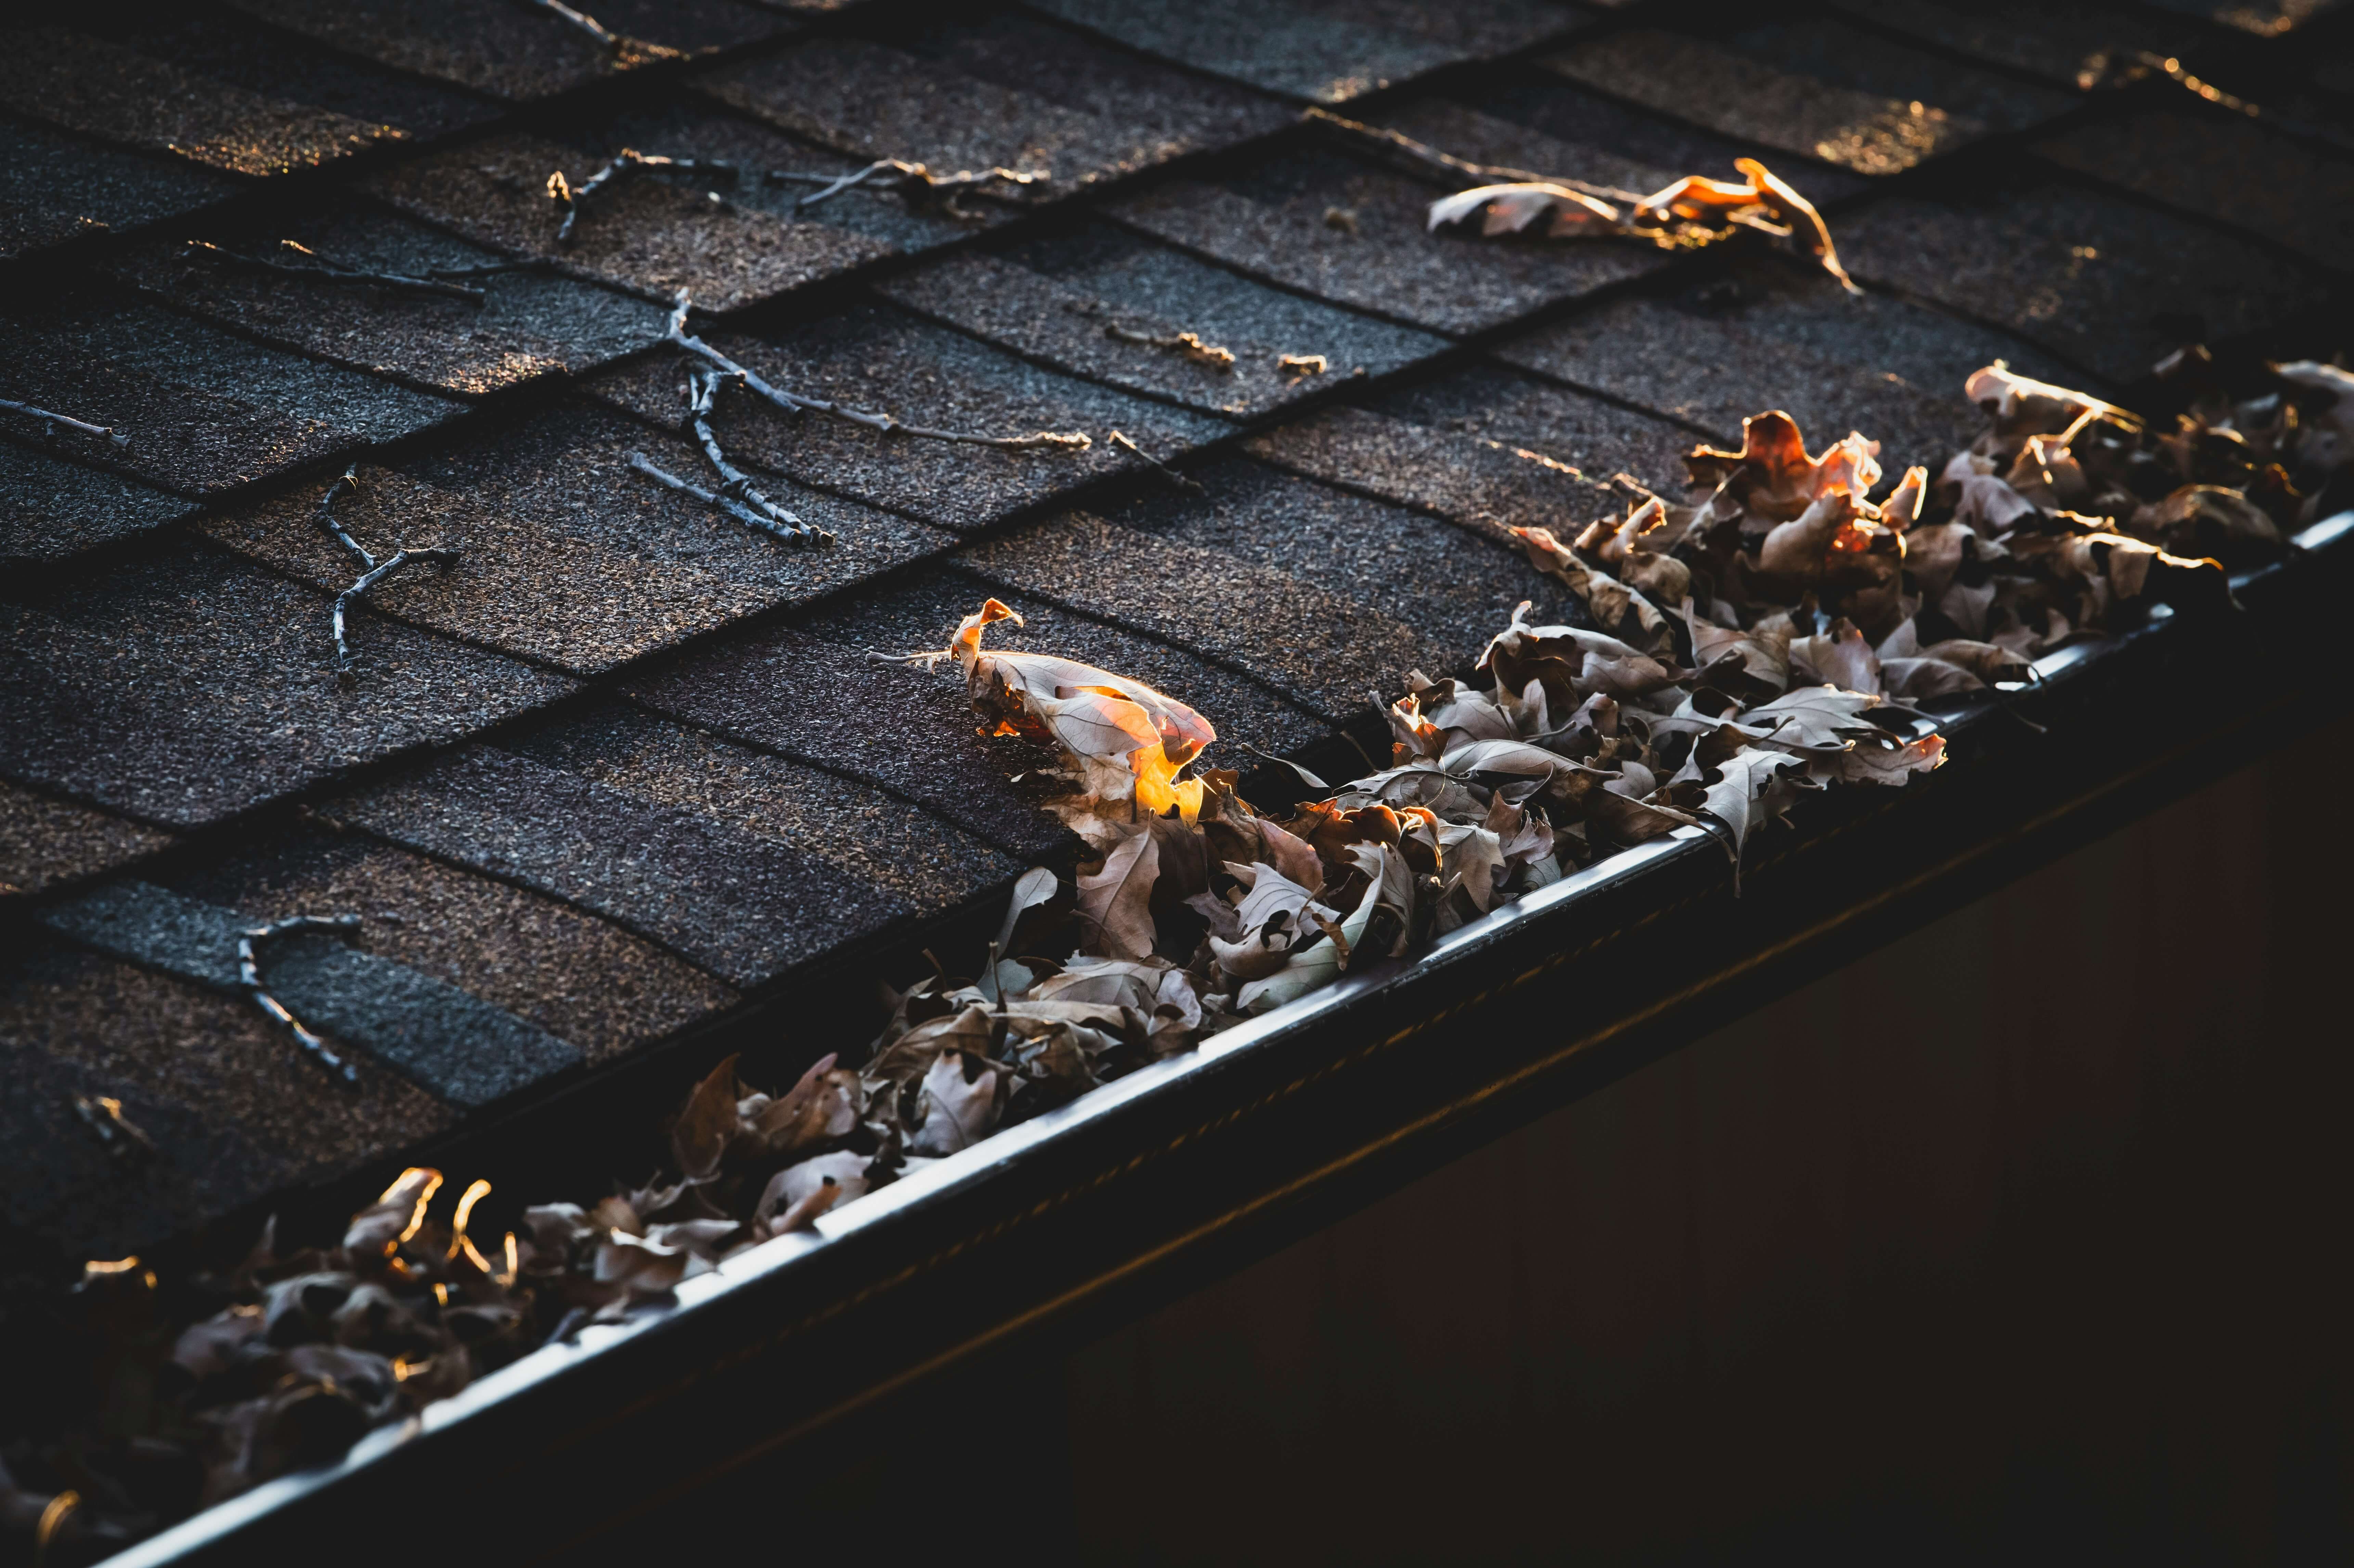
[1075,829,1161,961]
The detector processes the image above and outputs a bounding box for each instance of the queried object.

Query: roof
[4,0,2350,1268]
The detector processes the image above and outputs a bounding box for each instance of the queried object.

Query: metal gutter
[111,511,2354,1566]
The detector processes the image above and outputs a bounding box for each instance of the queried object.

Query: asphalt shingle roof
[4,0,2348,1266]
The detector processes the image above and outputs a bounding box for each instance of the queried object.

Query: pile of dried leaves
[12,352,2346,1563]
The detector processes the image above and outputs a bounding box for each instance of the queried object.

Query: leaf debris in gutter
[13,352,2343,1558]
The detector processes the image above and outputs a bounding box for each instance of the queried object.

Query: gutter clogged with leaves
[16,339,2353,1563]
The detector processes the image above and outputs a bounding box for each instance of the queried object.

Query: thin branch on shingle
[424,260,550,282]
[548,150,739,244]
[0,397,128,446]
[1277,353,1329,377]
[627,453,833,546]
[516,0,622,51]
[72,1095,155,1159]
[238,914,363,1083]
[1103,324,1236,370]
[766,158,1045,218]
[183,239,488,303]
[1109,430,1201,492]
[1304,107,1645,207]
[679,365,830,542]
[663,290,1092,451]
[314,466,460,682]
[621,365,832,545]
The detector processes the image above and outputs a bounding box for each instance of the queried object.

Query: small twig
[766,159,1045,216]
[182,239,486,303]
[549,150,738,245]
[662,289,1091,451]
[72,1095,154,1158]
[1277,353,1329,377]
[0,397,128,446]
[424,260,548,281]
[1109,430,1200,491]
[675,365,831,543]
[1104,324,1236,370]
[315,468,459,681]
[627,454,829,545]
[516,0,622,50]
[239,915,364,1082]
[1305,106,1645,207]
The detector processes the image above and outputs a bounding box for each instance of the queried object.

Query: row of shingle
[7,0,2351,1260]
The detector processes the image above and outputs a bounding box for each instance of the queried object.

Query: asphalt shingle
[40,879,583,1109]
[875,222,1448,418]
[0,939,455,1259]
[2038,109,2354,271]
[2,295,463,498]
[1836,178,2339,383]
[583,303,1229,532]
[511,704,1023,916]
[365,132,893,313]
[1493,257,2084,472]
[0,543,575,828]
[958,458,1572,717]
[1111,146,1667,336]
[170,824,738,1065]
[621,569,1329,857]
[200,403,949,678]
[325,741,918,989]
[1029,0,1583,104]
[1543,21,2074,176]
[0,443,198,566]
[0,780,174,902]
[1823,0,2197,91]
[0,120,241,263]
[1247,369,1691,535]
[0,28,414,179]
[105,200,670,400]
[224,0,792,103]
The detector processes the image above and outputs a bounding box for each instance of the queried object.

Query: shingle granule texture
[169,825,738,1064]
[365,134,893,313]
[877,223,1446,417]
[0,28,411,179]
[4,295,462,498]
[325,744,919,989]
[512,704,1024,916]
[1028,0,1581,104]
[1493,260,2082,471]
[1110,147,1667,336]
[40,879,583,1108]
[1543,22,2072,177]
[107,201,670,399]
[958,459,1578,717]
[0,780,174,902]
[201,404,949,677]
[1836,181,2337,383]
[0,443,198,565]
[0,941,456,1260]
[2038,110,2354,271]
[0,120,241,262]
[0,544,575,827]
[224,0,792,103]
[583,304,1229,532]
